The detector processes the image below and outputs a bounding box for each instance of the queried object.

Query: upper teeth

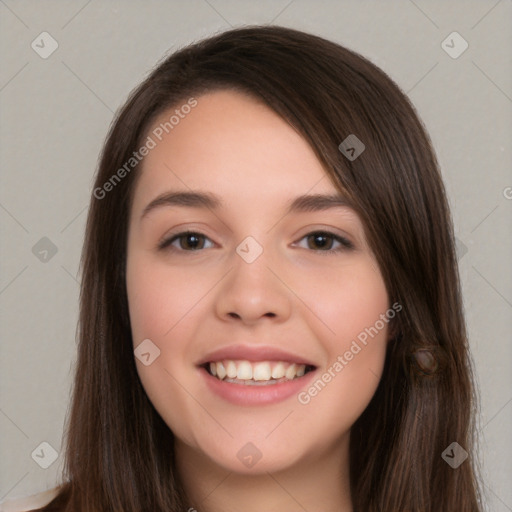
[209,360,307,381]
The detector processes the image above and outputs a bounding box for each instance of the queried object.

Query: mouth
[200,360,317,386]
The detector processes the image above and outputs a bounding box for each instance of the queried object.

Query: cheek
[307,257,390,342]
[126,254,211,441]
[126,253,207,344]
[298,259,390,424]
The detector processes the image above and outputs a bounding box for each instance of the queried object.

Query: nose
[214,243,292,326]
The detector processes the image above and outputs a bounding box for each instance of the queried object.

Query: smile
[204,360,315,386]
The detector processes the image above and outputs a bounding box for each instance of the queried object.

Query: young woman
[2,25,483,511]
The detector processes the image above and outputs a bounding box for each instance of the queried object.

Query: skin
[126,90,392,512]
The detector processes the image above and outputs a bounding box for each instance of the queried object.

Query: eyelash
[157,230,354,254]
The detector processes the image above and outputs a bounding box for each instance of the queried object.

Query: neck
[175,434,353,512]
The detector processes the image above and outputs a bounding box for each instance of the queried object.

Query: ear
[386,317,400,342]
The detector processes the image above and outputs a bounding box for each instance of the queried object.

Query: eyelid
[292,231,354,253]
[157,229,215,251]
[294,225,355,246]
[157,227,355,253]
[156,223,215,248]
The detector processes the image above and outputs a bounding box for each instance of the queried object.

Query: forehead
[131,90,355,219]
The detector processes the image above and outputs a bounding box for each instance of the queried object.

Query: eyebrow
[140,190,353,220]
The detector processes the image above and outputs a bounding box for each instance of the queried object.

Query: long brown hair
[35,25,483,511]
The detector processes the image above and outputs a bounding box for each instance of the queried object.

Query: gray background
[0,1,511,510]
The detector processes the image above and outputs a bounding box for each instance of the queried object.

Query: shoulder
[0,487,60,512]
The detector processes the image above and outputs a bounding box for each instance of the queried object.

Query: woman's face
[126,90,392,474]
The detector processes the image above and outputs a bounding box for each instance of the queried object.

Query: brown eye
[298,231,354,253]
[158,231,213,251]
[307,233,334,250]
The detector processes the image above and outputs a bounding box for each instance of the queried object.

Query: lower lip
[198,366,317,406]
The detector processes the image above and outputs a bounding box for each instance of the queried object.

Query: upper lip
[196,345,317,367]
